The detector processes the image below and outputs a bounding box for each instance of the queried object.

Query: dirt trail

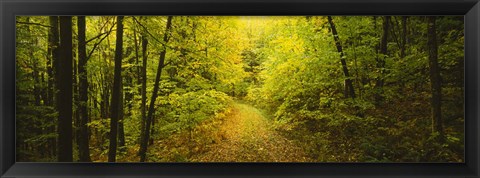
[190,102,311,162]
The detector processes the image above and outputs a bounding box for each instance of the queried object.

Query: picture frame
[1,0,479,177]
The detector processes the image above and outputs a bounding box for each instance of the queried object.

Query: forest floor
[189,102,312,162]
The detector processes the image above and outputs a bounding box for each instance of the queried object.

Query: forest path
[190,102,312,162]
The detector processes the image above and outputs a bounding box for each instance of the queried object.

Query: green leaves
[242,16,464,162]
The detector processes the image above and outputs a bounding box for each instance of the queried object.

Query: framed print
[1,0,480,177]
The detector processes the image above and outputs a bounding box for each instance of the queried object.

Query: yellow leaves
[267,33,306,66]
[121,63,135,69]
[189,102,313,162]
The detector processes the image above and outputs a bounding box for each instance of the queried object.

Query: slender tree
[327,16,355,99]
[139,16,173,162]
[47,17,59,106]
[374,16,390,104]
[47,16,59,157]
[139,34,148,146]
[118,83,125,148]
[108,16,124,162]
[77,16,91,162]
[57,16,73,162]
[427,16,444,139]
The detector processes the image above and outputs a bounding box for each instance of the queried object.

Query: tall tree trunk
[327,16,355,99]
[77,16,91,162]
[139,35,148,146]
[45,16,59,157]
[57,16,73,162]
[374,16,390,104]
[108,16,124,162]
[139,16,173,162]
[131,18,140,116]
[427,16,444,139]
[47,17,58,107]
[47,16,59,158]
[118,83,125,148]
[73,39,80,159]
[133,19,141,90]
[149,117,155,146]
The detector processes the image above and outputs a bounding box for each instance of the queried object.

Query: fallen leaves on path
[190,103,312,162]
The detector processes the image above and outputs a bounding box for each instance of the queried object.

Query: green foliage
[156,90,232,138]
[245,16,464,162]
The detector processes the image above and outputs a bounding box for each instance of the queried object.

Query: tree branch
[132,17,166,46]
[16,21,52,28]
[86,31,109,44]
[86,19,116,60]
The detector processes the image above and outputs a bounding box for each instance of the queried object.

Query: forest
[16,16,464,162]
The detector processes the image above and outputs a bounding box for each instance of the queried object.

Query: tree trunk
[374,16,390,104]
[327,16,355,99]
[133,19,141,92]
[77,16,91,162]
[47,17,58,107]
[427,16,444,139]
[57,16,73,162]
[149,116,154,146]
[139,35,148,146]
[118,83,125,148]
[108,16,124,162]
[73,37,80,160]
[139,16,173,162]
[47,16,59,158]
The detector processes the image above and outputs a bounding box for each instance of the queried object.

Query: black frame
[1,0,479,177]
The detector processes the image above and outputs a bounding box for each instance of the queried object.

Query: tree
[139,34,148,146]
[427,16,444,139]
[327,16,355,99]
[118,84,125,148]
[57,16,73,162]
[77,16,91,162]
[47,16,59,157]
[139,16,173,162]
[374,16,390,104]
[108,16,124,162]
[46,17,58,107]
